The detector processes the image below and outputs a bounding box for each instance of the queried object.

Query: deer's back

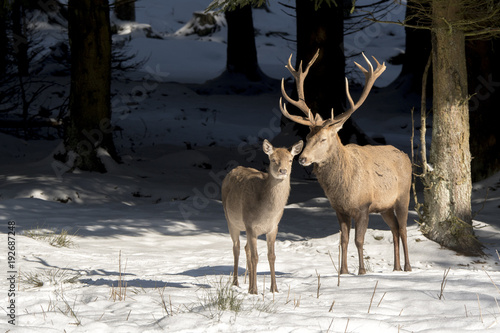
[222,165,264,203]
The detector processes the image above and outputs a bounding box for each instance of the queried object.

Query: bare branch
[366,0,500,39]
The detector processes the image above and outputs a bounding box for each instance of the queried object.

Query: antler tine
[354,52,385,81]
[335,53,386,125]
[329,53,385,128]
[327,77,356,127]
[280,78,309,117]
[297,50,320,109]
[345,77,355,111]
[280,50,321,126]
[353,53,371,76]
[286,53,296,75]
[371,55,384,73]
[304,49,320,76]
[279,97,314,126]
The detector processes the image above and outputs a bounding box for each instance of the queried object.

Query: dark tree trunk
[0,6,9,77]
[398,0,432,93]
[289,0,368,144]
[11,0,29,77]
[65,0,118,172]
[225,5,262,81]
[114,0,135,21]
[467,38,500,182]
[195,5,274,95]
[295,0,345,120]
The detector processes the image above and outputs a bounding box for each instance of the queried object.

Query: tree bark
[65,0,118,172]
[422,0,482,255]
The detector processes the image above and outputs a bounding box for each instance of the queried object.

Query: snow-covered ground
[1,1,500,332]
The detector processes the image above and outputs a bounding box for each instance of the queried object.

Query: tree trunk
[467,38,500,181]
[65,0,118,172]
[294,0,345,120]
[114,0,135,21]
[11,0,29,77]
[196,4,274,95]
[398,0,432,94]
[225,5,262,81]
[289,0,369,144]
[0,6,9,77]
[422,0,482,255]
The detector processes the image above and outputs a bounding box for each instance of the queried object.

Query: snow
[1,0,500,332]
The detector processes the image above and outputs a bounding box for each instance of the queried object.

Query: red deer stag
[279,50,412,275]
[222,139,303,294]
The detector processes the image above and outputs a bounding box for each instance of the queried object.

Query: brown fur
[222,139,303,294]
[300,125,412,274]
[279,51,412,275]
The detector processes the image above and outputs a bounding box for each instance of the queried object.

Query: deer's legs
[266,227,278,293]
[245,229,259,294]
[228,224,241,286]
[381,210,402,272]
[337,213,351,275]
[354,212,369,275]
[395,204,412,272]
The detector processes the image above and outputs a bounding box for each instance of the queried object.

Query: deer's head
[263,139,303,179]
[279,50,386,166]
[298,124,342,166]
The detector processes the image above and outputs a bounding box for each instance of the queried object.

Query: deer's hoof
[358,268,366,275]
[404,264,412,272]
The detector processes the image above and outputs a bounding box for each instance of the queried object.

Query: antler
[279,50,320,127]
[280,50,386,128]
[326,53,386,127]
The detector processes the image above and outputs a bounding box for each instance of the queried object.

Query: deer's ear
[290,140,303,156]
[325,121,343,133]
[263,139,274,155]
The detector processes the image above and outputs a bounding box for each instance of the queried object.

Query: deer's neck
[260,174,291,209]
[313,136,355,206]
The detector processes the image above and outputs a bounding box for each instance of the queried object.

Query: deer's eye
[320,138,327,143]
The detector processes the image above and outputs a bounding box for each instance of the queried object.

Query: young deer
[279,50,412,275]
[222,139,303,294]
